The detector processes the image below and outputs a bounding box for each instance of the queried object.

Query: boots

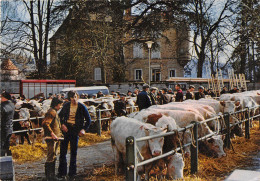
[45,161,57,181]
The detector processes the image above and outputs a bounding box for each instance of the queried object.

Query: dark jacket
[175,89,183,102]
[114,100,127,116]
[185,91,194,100]
[136,91,152,110]
[159,93,168,105]
[194,92,205,100]
[59,102,91,134]
[1,100,15,135]
[149,92,157,105]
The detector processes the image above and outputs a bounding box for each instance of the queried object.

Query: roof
[1,59,18,70]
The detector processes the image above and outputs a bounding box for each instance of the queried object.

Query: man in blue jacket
[136,84,152,110]
[58,91,91,179]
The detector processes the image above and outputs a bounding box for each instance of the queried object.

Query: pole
[126,136,136,181]
[191,121,198,174]
[148,48,151,86]
[245,107,250,139]
[97,109,101,136]
[224,113,231,149]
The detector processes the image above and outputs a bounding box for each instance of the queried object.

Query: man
[42,97,63,181]
[97,91,104,98]
[229,86,239,94]
[220,86,228,94]
[114,93,127,116]
[58,91,91,179]
[168,88,174,94]
[127,90,132,97]
[1,92,15,156]
[136,84,152,110]
[175,84,183,102]
[195,86,206,100]
[159,88,168,105]
[208,89,216,97]
[149,87,158,105]
[132,88,139,97]
[185,85,195,100]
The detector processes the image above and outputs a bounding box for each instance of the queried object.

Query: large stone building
[50,7,190,85]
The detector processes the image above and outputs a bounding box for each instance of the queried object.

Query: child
[42,97,63,180]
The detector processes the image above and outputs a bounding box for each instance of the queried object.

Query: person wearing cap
[185,85,195,100]
[175,84,183,102]
[195,86,205,100]
[208,89,216,97]
[136,84,152,110]
[168,88,174,94]
[114,93,127,116]
[92,94,97,99]
[127,90,132,97]
[110,90,115,95]
[42,97,64,181]
[220,86,228,95]
[58,91,91,179]
[97,91,104,98]
[1,92,15,156]
[132,88,139,97]
[229,86,239,94]
[158,88,168,105]
[149,87,158,105]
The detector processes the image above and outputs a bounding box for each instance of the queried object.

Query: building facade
[50,8,190,85]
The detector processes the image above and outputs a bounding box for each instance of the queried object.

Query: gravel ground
[14,140,114,181]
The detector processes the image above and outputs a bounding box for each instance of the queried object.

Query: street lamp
[146,41,154,86]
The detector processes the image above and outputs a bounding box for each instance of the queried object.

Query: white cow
[167,153,185,179]
[110,116,166,180]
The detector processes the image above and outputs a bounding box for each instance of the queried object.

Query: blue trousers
[58,127,79,176]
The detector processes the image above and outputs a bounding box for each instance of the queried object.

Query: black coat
[1,100,15,136]
[149,92,157,105]
[114,100,127,116]
[136,91,152,110]
[185,92,194,100]
[175,90,183,102]
[194,92,205,100]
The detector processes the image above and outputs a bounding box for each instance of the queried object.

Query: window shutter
[95,68,102,80]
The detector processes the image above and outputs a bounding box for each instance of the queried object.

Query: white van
[60,86,109,97]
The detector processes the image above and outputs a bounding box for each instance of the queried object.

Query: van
[60,86,109,97]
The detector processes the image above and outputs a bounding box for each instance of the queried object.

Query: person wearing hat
[136,84,152,110]
[158,88,168,105]
[220,86,228,95]
[97,91,104,98]
[1,91,15,156]
[195,86,205,100]
[168,88,174,95]
[127,90,132,97]
[114,93,127,116]
[185,85,195,100]
[229,86,239,94]
[175,84,183,102]
[149,87,158,105]
[132,88,139,97]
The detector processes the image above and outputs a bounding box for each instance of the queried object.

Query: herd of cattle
[110,90,260,180]
[12,90,260,179]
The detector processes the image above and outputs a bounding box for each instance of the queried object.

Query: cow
[166,153,184,179]
[131,108,226,158]
[13,108,32,145]
[110,116,167,180]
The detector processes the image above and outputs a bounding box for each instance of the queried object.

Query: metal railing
[125,105,260,180]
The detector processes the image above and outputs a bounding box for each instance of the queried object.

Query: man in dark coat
[175,84,183,102]
[136,84,152,110]
[229,86,239,94]
[220,86,228,94]
[185,85,195,100]
[195,86,205,100]
[159,88,169,105]
[149,87,158,105]
[1,92,15,156]
[114,94,127,116]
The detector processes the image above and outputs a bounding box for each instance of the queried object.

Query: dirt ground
[14,140,114,181]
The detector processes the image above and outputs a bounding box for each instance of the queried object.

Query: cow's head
[19,108,30,119]
[220,101,240,113]
[146,113,163,126]
[205,135,226,158]
[167,153,184,179]
[141,126,166,157]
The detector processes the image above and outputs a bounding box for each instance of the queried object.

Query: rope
[190,125,197,148]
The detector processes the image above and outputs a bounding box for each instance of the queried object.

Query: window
[152,69,161,82]
[94,68,102,80]
[133,43,143,58]
[151,42,161,59]
[135,69,142,80]
[169,69,176,78]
